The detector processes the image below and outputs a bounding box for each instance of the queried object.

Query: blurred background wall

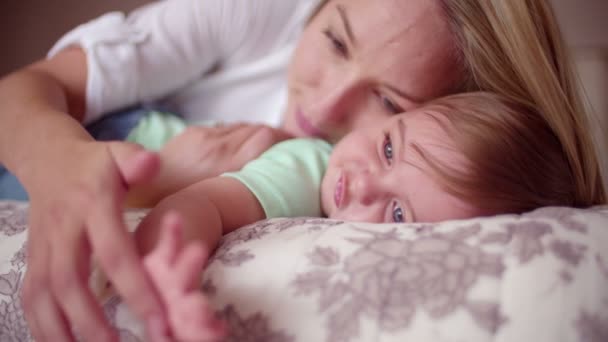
[0,0,151,76]
[551,0,608,184]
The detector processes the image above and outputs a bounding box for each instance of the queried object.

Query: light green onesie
[223,139,332,218]
[126,111,220,150]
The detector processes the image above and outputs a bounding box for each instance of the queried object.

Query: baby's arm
[135,176,265,256]
[136,176,265,340]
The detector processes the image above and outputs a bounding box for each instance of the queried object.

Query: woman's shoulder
[203,0,321,37]
[194,0,322,62]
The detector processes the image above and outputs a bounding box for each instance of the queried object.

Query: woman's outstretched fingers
[89,191,170,340]
[21,225,73,342]
[110,142,161,187]
[51,229,117,342]
[30,291,74,342]
[234,125,293,167]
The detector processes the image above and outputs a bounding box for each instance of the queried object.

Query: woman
[0,0,603,341]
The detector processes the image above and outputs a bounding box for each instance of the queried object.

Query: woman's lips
[295,109,326,139]
[334,172,345,209]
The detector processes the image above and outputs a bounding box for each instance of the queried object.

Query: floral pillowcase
[1,202,608,341]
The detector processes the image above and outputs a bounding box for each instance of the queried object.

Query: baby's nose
[349,170,382,205]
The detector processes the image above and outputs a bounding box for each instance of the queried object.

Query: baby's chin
[321,199,334,219]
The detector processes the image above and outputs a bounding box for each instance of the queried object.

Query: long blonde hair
[438,0,605,205]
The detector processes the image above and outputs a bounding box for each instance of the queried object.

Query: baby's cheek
[337,205,385,223]
[320,181,333,217]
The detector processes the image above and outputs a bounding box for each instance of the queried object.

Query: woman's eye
[380,94,401,114]
[323,29,348,57]
[374,90,402,114]
[383,133,393,164]
[392,202,404,223]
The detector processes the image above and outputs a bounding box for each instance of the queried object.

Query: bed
[1,201,608,341]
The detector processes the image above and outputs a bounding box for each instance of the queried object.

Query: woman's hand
[20,140,170,341]
[129,123,293,207]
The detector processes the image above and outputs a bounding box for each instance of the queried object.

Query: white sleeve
[49,0,303,124]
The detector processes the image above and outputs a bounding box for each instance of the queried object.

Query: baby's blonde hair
[418,92,586,214]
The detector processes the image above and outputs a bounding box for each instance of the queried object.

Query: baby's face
[321,108,483,223]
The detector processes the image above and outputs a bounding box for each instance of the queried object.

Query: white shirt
[49,0,321,126]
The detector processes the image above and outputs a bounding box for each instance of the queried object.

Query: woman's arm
[127,124,293,207]
[0,48,169,342]
[0,48,87,170]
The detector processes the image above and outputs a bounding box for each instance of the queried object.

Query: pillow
[1,201,607,341]
[110,206,608,342]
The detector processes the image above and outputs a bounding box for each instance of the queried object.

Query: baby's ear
[109,142,161,187]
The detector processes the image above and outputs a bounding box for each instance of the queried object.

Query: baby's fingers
[176,294,226,342]
[155,212,185,264]
[175,243,208,292]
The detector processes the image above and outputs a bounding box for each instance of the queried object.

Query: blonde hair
[438,0,606,205]
[419,92,581,214]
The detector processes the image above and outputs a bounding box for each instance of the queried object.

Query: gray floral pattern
[549,239,587,267]
[575,310,608,342]
[597,254,608,279]
[505,220,554,263]
[0,269,29,342]
[527,206,589,233]
[0,202,28,236]
[292,226,506,341]
[103,296,142,342]
[213,218,344,267]
[0,202,607,342]
[465,301,508,334]
[219,305,294,342]
[211,220,276,266]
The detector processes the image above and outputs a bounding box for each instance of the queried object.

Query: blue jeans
[0,107,147,200]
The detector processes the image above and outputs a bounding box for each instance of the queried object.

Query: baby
[131,92,580,341]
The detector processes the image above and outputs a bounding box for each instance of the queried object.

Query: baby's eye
[383,133,393,164]
[392,202,404,223]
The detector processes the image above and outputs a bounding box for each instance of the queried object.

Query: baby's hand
[144,212,226,342]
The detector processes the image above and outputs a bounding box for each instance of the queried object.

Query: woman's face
[282,0,460,143]
[320,109,482,223]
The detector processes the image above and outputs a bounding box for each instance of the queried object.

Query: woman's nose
[311,73,364,126]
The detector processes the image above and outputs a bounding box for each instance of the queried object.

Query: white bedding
[1,201,608,341]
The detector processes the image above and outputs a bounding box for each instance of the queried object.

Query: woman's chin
[279,121,303,138]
